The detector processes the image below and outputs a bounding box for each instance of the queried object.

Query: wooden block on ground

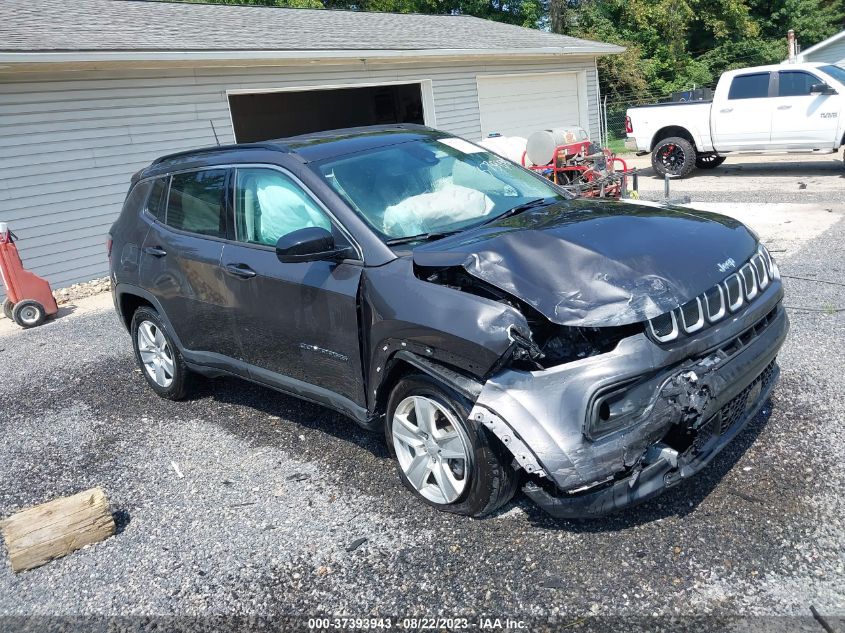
[0,487,116,572]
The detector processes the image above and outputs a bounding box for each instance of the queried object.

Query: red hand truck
[0,222,58,328]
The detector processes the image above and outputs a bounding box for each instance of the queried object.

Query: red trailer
[0,222,58,328]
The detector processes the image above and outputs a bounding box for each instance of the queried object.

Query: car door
[219,165,366,406]
[139,168,242,365]
[711,71,774,151]
[770,70,843,148]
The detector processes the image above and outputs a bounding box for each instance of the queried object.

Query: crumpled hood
[412,198,759,327]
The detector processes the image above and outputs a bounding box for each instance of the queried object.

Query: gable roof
[798,29,845,60]
[0,0,622,65]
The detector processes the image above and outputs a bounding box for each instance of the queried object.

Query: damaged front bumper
[471,280,789,518]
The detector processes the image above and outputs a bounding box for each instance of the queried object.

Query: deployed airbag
[382,183,494,237]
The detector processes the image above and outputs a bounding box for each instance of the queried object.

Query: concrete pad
[0,291,114,337]
[679,203,845,258]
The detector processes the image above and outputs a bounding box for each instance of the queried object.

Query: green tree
[177,0,845,100]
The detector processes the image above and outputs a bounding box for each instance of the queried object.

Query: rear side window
[778,71,821,97]
[165,169,228,238]
[728,73,770,100]
[146,177,169,221]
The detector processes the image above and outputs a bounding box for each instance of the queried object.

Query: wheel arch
[370,350,483,426]
[118,292,154,331]
[114,284,185,352]
[650,126,697,152]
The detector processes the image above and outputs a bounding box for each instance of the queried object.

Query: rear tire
[652,136,696,178]
[12,300,46,328]
[695,154,726,169]
[2,299,14,320]
[131,306,193,400]
[385,373,518,517]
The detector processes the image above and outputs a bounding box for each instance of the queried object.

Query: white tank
[526,127,589,166]
[478,136,529,165]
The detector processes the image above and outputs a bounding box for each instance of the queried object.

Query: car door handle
[777,105,792,110]
[224,263,257,279]
[720,108,733,113]
[143,246,167,257]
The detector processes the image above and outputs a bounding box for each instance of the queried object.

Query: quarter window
[234,168,332,247]
[728,73,770,100]
[165,169,228,238]
[122,181,152,217]
[146,177,169,221]
[778,71,822,97]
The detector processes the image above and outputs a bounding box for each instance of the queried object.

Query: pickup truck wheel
[696,154,726,169]
[652,137,696,178]
[386,373,518,517]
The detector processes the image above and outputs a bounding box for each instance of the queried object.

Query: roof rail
[151,142,290,165]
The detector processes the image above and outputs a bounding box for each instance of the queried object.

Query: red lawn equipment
[521,127,637,199]
[0,222,58,328]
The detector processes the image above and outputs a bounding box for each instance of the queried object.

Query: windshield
[315,136,568,243]
[820,64,845,86]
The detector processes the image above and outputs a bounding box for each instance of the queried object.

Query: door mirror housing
[810,82,837,95]
[275,226,351,263]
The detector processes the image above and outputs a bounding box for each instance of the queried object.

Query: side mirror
[275,226,350,264]
[810,82,837,95]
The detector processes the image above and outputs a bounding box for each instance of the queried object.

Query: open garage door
[476,72,587,139]
[228,82,431,142]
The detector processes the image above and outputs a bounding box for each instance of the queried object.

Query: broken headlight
[508,323,642,371]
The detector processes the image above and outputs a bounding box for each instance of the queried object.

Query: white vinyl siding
[0,56,600,299]
[803,38,845,67]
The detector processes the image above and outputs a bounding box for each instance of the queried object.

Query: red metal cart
[0,222,58,328]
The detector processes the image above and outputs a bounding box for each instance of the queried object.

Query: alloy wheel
[659,143,685,173]
[137,320,175,388]
[391,395,471,504]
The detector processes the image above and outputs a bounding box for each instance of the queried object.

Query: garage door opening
[229,82,427,142]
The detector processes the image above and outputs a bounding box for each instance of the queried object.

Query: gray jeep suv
[109,124,788,518]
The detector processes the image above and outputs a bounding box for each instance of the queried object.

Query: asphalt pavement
[1,192,843,631]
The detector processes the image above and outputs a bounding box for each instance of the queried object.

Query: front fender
[360,258,527,411]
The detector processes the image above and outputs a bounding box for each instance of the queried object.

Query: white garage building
[0,0,621,296]
[796,30,845,67]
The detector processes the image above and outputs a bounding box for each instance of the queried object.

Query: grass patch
[605,137,634,155]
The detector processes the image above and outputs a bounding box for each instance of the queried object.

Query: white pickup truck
[625,62,845,177]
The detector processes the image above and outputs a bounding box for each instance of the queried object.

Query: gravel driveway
[1,199,843,630]
[627,153,845,205]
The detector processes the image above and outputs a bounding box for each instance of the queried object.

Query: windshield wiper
[482,197,551,225]
[385,230,460,246]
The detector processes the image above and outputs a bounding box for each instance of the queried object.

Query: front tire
[696,154,726,169]
[385,374,518,517]
[131,306,192,400]
[652,136,696,178]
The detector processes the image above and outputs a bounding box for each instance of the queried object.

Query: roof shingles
[1,0,622,54]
